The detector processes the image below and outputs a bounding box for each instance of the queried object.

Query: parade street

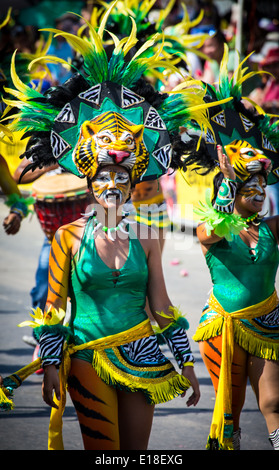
[0,198,276,451]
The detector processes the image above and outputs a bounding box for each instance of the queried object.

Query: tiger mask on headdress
[73,111,148,182]
[224,140,272,182]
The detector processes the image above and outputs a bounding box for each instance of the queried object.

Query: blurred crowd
[0,1,278,90]
[0,0,279,211]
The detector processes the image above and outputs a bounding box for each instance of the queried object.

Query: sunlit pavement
[0,199,275,451]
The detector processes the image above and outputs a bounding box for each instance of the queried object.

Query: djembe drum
[32,173,93,240]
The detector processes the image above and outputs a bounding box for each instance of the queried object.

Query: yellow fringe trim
[0,386,14,410]
[193,291,278,450]
[47,319,159,450]
[193,312,279,361]
[234,319,279,361]
[92,348,190,405]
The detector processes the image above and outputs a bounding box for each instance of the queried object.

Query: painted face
[238,174,266,203]
[91,168,131,206]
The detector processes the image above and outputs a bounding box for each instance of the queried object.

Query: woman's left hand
[217,145,236,181]
[181,366,200,407]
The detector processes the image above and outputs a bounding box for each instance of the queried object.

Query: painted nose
[259,158,271,170]
[108,150,130,164]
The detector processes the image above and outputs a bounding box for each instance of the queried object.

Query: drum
[32,173,93,240]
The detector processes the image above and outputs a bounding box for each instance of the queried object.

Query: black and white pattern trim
[122,335,166,364]
[269,428,279,450]
[50,131,71,159]
[152,144,172,169]
[39,332,64,367]
[254,304,279,329]
[55,103,76,123]
[163,327,194,368]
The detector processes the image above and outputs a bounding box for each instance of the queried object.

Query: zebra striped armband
[34,325,71,368]
[154,307,193,366]
[39,331,65,368]
[163,327,194,369]
[213,178,237,214]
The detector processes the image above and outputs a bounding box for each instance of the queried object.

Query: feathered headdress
[195,45,279,184]
[92,0,209,75]
[1,5,221,185]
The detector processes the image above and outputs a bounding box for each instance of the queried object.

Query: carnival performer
[195,147,279,451]
[0,8,221,450]
[187,45,279,450]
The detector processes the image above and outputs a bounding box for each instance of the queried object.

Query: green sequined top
[205,221,279,312]
[68,217,149,346]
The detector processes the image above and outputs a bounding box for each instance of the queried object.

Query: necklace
[241,212,261,230]
[241,212,259,223]
[85,209,134,241]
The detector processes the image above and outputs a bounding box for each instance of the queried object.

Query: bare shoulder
[131,222,160,256]
[54,217,88,255]
[196,222,223,253]
[264,216,279,243]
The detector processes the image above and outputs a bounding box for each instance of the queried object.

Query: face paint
[92,169,131,205]
[238,174,266,203]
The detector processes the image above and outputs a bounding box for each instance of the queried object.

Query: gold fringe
[193,316,224,342]
[0,386,14,410]
[0,358,42,410]
[92,349,191,405]
[193,291,279,450]
[234,320,279,361]
[193,316,279,361]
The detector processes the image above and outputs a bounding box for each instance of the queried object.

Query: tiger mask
[224,140,272,182]
[73,111,149,183]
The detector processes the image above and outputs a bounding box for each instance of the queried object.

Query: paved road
[0,198,275,451]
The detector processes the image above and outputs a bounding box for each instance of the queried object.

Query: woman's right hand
[217,145,236,181]
[42,365,60,409]
[181,366,200,407]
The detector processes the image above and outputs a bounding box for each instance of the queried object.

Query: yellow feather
[237,70,270,86]
[188,8,204,29]
[0,124,13,141]
[155,0,176,29]
[131,34,160,60]
[98,0,118,40]
[42,28,92,57]
[123,17,138,55]
[0,7,12,30]
[28,55,71,71]
[241,97,267,115]
[9,51,31,98]
[219,43,229,79]
[106,30,121,50]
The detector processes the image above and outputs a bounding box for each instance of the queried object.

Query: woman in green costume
[194,145,279,450]
[40,161,200,450]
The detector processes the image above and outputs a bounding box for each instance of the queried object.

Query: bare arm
[42,224,75,408]
[145,235,200,406]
